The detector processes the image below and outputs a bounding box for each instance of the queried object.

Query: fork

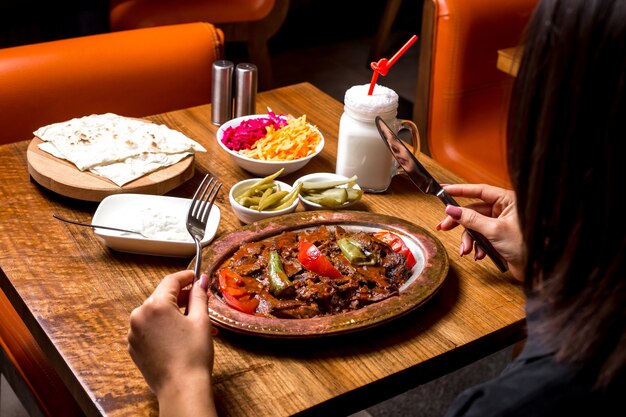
[187,174,222,287]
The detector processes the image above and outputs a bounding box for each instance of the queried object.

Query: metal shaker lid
[211,60,234,126]
[234,63,258,118]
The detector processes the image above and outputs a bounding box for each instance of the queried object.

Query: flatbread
[34,113,206,186]
[89,152,193,187]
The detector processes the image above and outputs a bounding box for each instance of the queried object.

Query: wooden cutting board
[27,138,195,202]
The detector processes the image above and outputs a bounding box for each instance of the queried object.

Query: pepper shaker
[234,63,258,117]
[211,60,234,125]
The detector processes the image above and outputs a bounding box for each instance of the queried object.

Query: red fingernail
[446,205,462,220]
[211,327,219,336]
[459,242,465,257]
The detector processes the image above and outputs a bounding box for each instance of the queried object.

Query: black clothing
[443,301,622,417]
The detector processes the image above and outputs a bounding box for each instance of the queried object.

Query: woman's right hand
[436,184,525,280]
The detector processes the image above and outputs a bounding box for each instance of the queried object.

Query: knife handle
[465,229,509,273]
[436,190,509,273]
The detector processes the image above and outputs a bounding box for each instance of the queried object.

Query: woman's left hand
[128,270,217,417]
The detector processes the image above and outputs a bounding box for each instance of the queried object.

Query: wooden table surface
[0,82,526,417]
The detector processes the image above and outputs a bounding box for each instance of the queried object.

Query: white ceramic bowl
[91,194,220,257]
[294,172,363,210]
[216,114,324,177]
[229,178,299,224]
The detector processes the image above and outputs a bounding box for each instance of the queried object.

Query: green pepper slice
[337,237,377,265]
[267,251,294,296]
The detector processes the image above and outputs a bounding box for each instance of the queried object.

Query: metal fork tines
[187,174,222,283]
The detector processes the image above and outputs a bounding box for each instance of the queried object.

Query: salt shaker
[234,63,258,118]
[335,84,420,193]
[211,60,234,125]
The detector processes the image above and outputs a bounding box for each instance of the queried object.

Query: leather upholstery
[418,0,537,187]
[0,22,224,144]
[110,0,276,26]
[108,0,290,91]
[0,22,223,416]
[0,290,83,416]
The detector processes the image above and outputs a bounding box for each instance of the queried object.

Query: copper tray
[200,211,449,338]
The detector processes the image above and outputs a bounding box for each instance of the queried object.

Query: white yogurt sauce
[119,206,193,242]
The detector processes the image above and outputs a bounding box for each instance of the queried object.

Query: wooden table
[0,82,526,417]
[497,46,523,76]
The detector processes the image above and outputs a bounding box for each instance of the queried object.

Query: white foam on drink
[343,84,399,117]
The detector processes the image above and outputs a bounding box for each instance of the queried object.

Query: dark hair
[507,0,626,388]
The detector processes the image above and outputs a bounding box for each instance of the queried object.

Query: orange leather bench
[415,0,537,188]
[109,0,290,90]
[0,22,224,145]
[0,22,223,415]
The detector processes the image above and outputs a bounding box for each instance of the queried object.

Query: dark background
[0,0,421,58]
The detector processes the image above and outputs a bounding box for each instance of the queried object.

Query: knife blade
[375,116,508,273]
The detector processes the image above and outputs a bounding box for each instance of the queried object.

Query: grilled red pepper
[218,268,259,314]
[373,231,416,268]
[297,241,342,279]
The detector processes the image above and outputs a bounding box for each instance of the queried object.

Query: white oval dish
[294,172,363,210]
[91,194,220,257]
[229,179,298,224]
[216,114,324,177]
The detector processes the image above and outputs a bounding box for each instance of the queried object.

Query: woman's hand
[436,184,525,280]
[128,270,218,417]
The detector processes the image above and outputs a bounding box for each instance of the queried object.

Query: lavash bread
[34,113,206,186]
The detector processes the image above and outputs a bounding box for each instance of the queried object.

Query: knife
[375,116,508,273]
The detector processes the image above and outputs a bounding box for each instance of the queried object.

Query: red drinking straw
[368,34,418,95]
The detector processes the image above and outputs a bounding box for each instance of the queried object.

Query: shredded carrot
[241,115,321,161]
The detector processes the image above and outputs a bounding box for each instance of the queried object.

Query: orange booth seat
[0,22,223,416]
[0,22,224,145]
[414,0,537,188]
[109,0,291,91]
[0,290,84,416]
